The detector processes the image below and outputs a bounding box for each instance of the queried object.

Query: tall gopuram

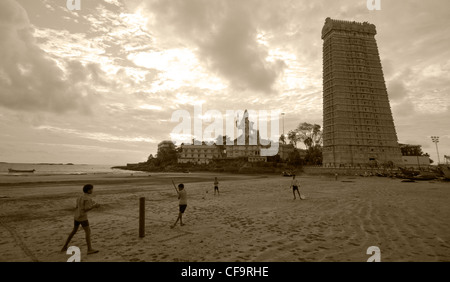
[321,18,403,167]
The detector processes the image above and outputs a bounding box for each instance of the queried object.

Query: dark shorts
[179,204,187,213]
[293,185,299,191]
[74,220,89,228]
[214,186,219,190]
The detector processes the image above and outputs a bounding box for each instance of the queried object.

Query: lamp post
[281,112,285,143]
[431,136,440,164]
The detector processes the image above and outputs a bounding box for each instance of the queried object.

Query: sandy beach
[0,172,449,262]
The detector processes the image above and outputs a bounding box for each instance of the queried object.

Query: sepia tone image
[0,0,449,263]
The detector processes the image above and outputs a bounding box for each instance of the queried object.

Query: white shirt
[74,193,95,221]
[178,189,187,205]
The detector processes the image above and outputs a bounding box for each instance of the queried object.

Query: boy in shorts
[291,175,301,200]
[214,177,219,196]
[171,183,187,228]
[61,184,100,254]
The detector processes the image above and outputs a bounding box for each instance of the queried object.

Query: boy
[290,175,301,200]
[61,184,100,254]
[171,183,187,228]
[214,177,219,196]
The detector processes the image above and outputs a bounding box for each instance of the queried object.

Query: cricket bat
[171,179,178,193]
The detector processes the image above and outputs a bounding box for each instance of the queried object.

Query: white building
[177,144,221,164]
[401,156,431,168]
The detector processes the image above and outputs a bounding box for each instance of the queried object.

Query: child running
[171,183,187,228]
[61,184,100,254]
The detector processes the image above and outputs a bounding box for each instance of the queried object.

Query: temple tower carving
[321,18,403,167]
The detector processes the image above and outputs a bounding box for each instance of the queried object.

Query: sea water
[0,163,129,176]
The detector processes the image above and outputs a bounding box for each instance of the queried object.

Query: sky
[0,0,449,165]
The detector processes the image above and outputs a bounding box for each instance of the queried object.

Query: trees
[399,143,434,163]
[156,142,177,165]
[287,150,303,166]
[287,122,323,165]
[295,122,323,149]
[287,130,299,147]
[279,134,286,145]
[305,145,323,166]
[287,122,323,150]
[399,144,426,156]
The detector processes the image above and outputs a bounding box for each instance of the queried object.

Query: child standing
[290,175,301,200]
[171,183,187,228]
[214,177,219,196]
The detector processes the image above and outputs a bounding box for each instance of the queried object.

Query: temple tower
[321,18,403,167]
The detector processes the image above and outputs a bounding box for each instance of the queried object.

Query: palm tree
[287,130,299,148]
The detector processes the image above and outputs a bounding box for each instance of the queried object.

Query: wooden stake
[139,197,145,238]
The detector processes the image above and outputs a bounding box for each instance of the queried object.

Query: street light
[431,136,440,164]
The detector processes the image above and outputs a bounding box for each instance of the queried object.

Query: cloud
[103,0,122,7]
[141,0,286,94]
[138,104,162,111]
[392,99,416,118]
[36,125,156,143]
[0,0,94,114]
[387,80,408,101]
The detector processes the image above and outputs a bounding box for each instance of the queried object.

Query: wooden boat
[398,166,439,181]
[398,166,420,177]
[437,165,450,180]
[409,172,438,181]
[8,168,35,173]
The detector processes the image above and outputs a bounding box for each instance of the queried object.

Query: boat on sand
[8,168,35,173]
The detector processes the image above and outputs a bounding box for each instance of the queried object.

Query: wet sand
[0,172,449,262]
